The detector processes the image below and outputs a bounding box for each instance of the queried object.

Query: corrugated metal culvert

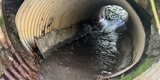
[0,0,146,80]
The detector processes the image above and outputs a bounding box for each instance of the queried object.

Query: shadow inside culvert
[37,4,133,80]
[38,20,132,80]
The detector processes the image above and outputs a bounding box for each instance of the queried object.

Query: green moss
[119,57,156,80]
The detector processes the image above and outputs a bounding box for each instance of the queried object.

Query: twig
[150,0,160,35]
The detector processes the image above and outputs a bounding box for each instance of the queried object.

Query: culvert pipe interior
[1,0,146,80]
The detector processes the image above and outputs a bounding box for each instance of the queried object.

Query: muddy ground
[38,24,132,80]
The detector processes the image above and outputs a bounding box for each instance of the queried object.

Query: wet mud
[39,21,131,80]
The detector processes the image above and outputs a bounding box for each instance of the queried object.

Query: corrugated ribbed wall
[15,0,145,78]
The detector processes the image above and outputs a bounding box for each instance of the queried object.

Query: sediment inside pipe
[15,0,145,79]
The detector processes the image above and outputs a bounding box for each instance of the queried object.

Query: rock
[135,0,160,56]
[146,33,160,56]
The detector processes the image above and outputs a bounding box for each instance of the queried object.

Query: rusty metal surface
[0,27,38,79]
[0,0,40,79]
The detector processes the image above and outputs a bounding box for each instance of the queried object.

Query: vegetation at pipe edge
[118,57,156,80]
[105,5,128,22]
[150,0,160,35]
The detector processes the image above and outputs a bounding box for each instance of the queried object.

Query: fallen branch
[150,0,160,34]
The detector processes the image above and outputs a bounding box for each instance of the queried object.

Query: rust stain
[0,30,39,80]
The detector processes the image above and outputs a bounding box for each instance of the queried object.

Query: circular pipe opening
[2,0,145,79]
